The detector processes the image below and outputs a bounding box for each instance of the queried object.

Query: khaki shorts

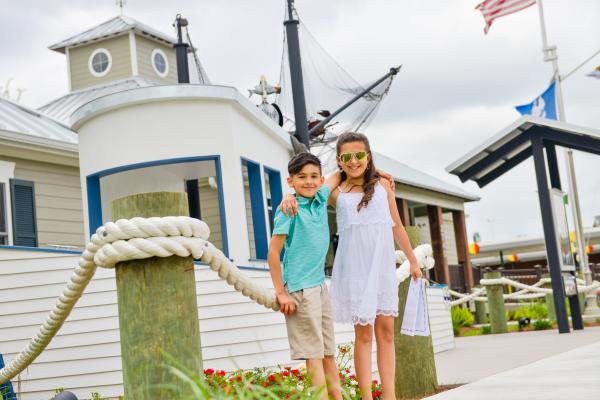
[284,282,335,360]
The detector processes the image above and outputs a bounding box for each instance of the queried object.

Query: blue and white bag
[400,278,430,337]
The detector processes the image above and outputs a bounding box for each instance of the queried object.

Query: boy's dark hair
[288,152,322,176]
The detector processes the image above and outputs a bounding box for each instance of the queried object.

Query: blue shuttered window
[242,159,268,260]
[10,179,38,247]
[264,167,283,235]
[0,183,7,245]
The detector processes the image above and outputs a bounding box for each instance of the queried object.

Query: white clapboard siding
[427,285,455,353]
[0,249,453,400]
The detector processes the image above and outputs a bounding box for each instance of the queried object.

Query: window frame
[88,48,113,77]
[241,158,269,260]
[263,166,283,237]
[86,155,229,257]
[151,48,169,78]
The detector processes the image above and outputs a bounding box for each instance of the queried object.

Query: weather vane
[116,0,126,15]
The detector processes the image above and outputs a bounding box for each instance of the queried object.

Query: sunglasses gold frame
[338,151,368,164]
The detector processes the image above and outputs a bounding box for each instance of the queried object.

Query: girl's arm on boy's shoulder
[382,182,422,280]
[324,170,342,191]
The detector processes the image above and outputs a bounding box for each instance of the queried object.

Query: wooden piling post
[484,269,508,334]
[112,192,202,399]
[542,273,557,322]
[394,278,438,399]
[474,292,487,325]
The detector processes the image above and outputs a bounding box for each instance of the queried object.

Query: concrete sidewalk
[428,340,600,399]
[429,327,600,399]
[435,326,600,384]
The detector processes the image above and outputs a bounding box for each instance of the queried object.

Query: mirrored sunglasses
[339,151,368,164]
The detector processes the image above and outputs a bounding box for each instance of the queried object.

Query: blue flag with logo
[515,81,557,120]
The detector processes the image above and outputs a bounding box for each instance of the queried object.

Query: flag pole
[536,0,596,318]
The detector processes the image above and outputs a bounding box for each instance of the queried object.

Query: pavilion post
[428,205,449,284]
[531,136,570,333]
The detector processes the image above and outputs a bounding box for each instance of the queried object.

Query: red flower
[345,368,351,373]
[373,389,382,397]
[372,379,378,385]
[268,374,276,382]
[284,366,292,370]
[236,375,242,381]
[298,376,304,381]
[282,370,290,377]
[204,368,214,375]
[263,381,269,387]
[217,370,226,377]
[349,374,356,380]
[291,369,300,376]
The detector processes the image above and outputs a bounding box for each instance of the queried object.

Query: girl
[330,132,420,400]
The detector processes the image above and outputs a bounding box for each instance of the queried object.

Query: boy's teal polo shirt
[272,185,331,293]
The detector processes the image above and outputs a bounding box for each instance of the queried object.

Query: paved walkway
[435,326,600,384]
[429,327,600,399]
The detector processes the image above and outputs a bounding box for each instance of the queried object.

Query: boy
[267,152,342,400]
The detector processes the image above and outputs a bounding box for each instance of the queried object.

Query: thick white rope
[396,244,435,283]
[0,216,279,384]
[449,276,600,306]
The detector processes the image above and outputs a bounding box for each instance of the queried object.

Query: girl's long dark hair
[336,132,379,211]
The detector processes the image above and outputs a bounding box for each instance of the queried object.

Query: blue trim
[263,165,283,231]
[242,158,268,260]
[429,283,448,288]
[0,245,81,255]
[213,156,229,256]
[85,155,229,257]
[86,175,102,236]
[0,353,16,399]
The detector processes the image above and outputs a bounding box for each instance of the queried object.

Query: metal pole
[308,66,400,137]
[532,136,570,334]
[284,0,310,149]
[174,15,190,84]
[537,0,591,290]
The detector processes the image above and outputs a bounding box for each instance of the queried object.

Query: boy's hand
[280,194,298,216]
[276,292,297,315]
[377,169,395,190]
[410,261,422,281]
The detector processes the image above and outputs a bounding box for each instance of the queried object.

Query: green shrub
[481,325,491,335]
[451,306,474,327]
[513,303,548,320]
[596,317,600,324]
[533,319,552,330]
[506,309,518,321]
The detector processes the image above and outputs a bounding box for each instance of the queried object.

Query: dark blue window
[10,179,38,247]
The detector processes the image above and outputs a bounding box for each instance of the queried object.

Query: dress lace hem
[334,309,399,326]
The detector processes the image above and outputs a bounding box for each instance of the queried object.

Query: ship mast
[284,0,310,149]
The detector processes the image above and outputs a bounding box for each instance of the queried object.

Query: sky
[1,0,599,245]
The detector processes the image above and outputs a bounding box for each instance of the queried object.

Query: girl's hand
[276,292,296,315]
[376,169,395,190]
[410,261,422,281]
[280,194,298,216]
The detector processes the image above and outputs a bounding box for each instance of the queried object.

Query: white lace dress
[330,183,399,326]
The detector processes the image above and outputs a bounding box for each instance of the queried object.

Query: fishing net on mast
[275,11,397,171]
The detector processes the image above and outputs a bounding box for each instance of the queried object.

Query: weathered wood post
[542,273,557,322]
[484,269,508,333]
[112,192,202,399]
[474,288,487,324]
[395,231,437,399]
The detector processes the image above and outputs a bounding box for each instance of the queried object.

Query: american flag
[476,0,536,34]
